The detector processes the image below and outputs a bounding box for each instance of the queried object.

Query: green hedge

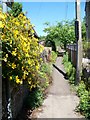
[77,81,90,118]
[62,52,76,84]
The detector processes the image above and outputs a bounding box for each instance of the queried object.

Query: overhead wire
[37,2,42,21]
[65,2,68,20]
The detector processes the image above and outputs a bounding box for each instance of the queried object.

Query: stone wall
[11,83,29,118]
[2,80,29,119]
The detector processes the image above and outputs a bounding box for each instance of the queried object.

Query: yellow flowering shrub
[0,11,44,89]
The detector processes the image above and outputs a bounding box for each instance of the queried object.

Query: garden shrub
[62,53,76,84]
[40,63,52,75]
[69,67,76,84]
[25,87,44,110]
[62,52,68,64]
[50,51,57,63]
[64,62,73,77]
[0,11,44,89]
[38,62,52,91]
[77,81,86,97]
[77,81,90,118]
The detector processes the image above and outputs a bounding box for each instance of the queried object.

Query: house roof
[32,27,39,39]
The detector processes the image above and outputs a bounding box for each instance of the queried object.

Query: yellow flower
[28,59,31,65]
[26,53,29,57]
[23,74,26,80]
[0,14,6,20]
[40,58,43,61]
[3,57,7,62]
[36,65,39,70]
[1,34,5,39]
[0,21,4,28]
[23,16,26,19]
[18,53,21,60]
[15,21,20,26]
[24,70,28,75]
[10,76,12,80]
[12,51,17,56]
[13,30,19,35]
[28,81,31,85]
[12,63,16,69]
[16,76,22,84]
[6,54,8,58]
[10,40,12,45]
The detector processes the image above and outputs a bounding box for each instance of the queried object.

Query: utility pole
[75,0,82,84]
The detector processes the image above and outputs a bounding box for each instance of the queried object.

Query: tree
[8,2,22,17]
[39,35,46,41]
[43,20,75,49]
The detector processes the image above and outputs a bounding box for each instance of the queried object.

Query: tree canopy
[43,20,75,49]
[8,2,22,17]
[43,18,86,49]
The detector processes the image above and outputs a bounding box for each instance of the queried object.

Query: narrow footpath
[35,57,84,118]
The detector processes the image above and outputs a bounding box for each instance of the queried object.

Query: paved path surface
[37,57,84,118]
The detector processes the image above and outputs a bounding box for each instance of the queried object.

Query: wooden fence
[66,44,90,81]
[66,44,77,67]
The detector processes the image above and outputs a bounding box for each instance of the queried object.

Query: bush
[62,52,68,64]
[77,81,86,97]
[50,51,57,63]
[64,62,73,77]
[0,11,44,89]
[77,81,90,118]
[25,87,43,110]
[38,62,52,92]
[62,53,76,84]
[69,67,76,84]
[40,63,52,75]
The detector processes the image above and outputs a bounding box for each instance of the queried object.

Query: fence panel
[66,44,77,67]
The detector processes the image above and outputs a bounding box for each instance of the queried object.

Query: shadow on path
[53,64,68,80]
